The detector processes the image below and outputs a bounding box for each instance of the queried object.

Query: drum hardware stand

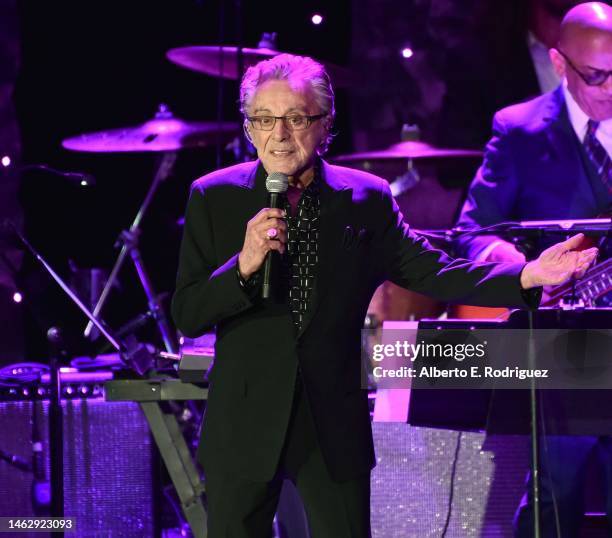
[390,163,420,198]
[83,148,178,355]
[390,124,421,197]
[119,227,177,354]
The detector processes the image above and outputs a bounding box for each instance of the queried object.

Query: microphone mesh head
[266,172,289,193]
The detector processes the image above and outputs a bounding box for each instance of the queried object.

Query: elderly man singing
[172,53,597,537]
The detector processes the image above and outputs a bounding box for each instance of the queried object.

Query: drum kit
[54,37,482,351]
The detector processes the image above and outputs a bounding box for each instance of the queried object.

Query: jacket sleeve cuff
[209,253,256,316]
[518,265,542,309]
[236,261,262,301]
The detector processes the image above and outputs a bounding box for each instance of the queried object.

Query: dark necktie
[583,119,612,194]
[285,179,320,330]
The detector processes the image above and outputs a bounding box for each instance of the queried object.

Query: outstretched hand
[520,233,598,289]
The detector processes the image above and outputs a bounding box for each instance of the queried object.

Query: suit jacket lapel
[245,160,267,201]
[543,87,599,213]
[542,87,579,162]
[298,160,352,338]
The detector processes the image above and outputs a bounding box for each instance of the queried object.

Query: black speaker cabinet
[0,394,156,537]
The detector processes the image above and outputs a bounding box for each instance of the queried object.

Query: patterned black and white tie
[285,179,320,331]
[583,119,612,194]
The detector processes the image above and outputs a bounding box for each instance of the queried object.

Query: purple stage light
[401,47,414,59]
[1,155,11,167]
[12,292,22,303]
[311,13,323,25]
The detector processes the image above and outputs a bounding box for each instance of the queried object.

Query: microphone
[262,172,288,299]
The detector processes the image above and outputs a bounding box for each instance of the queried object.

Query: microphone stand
[526,309,540,538]
[11,224,122,353]
[452,219,611,538]
[47,327,64,536]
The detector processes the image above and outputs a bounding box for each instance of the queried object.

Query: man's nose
[271,118,290,139]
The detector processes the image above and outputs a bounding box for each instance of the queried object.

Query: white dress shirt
[563,81,612,156]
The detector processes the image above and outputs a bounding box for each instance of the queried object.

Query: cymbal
[62,111,239,153]
[333,141,483,163]
[166,46,354,87]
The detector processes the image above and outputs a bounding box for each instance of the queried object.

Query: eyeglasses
[246,114,326,131]
[556,48,612,86]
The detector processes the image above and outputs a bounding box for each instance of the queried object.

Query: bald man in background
[454,3,612,536]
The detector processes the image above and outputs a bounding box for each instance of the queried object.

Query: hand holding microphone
[238,208,287,279]
[238,173,289,295]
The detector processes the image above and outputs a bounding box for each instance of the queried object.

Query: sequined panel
[371,424,528,537]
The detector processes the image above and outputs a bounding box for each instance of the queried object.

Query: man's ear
[549,48,567,79]
[243,122,253,144]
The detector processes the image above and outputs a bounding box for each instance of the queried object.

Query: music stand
[421,219,611,537]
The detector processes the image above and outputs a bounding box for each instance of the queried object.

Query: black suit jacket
[171,159,538,482]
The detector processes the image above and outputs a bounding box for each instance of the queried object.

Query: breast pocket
[342,225,373,252]
[336,225,375,290]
